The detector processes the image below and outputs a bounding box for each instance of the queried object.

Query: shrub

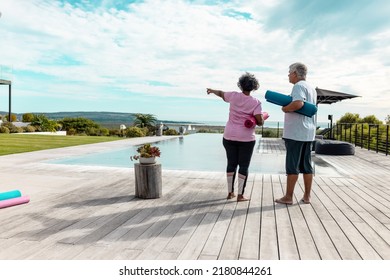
[109,129,122,137]
[1,122,19,133]
[261,130,273,137]
[67,128,77,136]
[26,125,36,132]
[85,127,98,136]
[30,114,58,132]
[163,128,179,136]
[59,117,100,134]
[98,128,109,136]
[125,127,145,138]
[0,126,10,134]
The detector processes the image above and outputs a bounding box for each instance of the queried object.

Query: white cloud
[0,0,389,122]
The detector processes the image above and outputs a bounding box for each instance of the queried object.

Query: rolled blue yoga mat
[0,190,22,201]
[265,90,317,117]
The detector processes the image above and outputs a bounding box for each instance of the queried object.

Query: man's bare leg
[275,174,298,205]
[301,173,313,203]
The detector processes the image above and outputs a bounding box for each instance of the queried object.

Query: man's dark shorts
[284,138,314,175]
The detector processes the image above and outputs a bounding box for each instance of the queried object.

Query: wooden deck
[0,137,389,260]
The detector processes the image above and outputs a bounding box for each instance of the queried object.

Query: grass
[0,134,122,156]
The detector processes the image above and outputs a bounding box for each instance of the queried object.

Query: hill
[0,111,197,129]
[0,111,135,129]
[43,112,136,128]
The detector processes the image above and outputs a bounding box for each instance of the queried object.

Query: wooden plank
[217,181,254,259]
[0,240,53,259]
[142,177,225,259]
[158,175,226,258]
[72,244,142,260]
[0,177,129,237]
[199,197,237,259]
[0,180,105,233]
[36,175,193,257]
[134,209,199,259]
[294,182,341,260]
[75,176,190,246]
[108,182,196,245]
[334,177,390,233]
[27,243,88,260]
[129,179,212,253]
[309,177,361,259]
[239,174,261,260]
[9,181,133,242]
[177,204,225,260]
[95,177,189,245]
[286,181,320,260]
[158,199,219,258]
[314,177,381,259]
[155,251,177,260]
[259,174,279,260]
[322,177,390,259]
[30,175,186,258]
[341,178,390,220]
[272,174,300,260]
[217,200,250,259]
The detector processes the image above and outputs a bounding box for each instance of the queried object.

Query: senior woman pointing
[207,72,265,202]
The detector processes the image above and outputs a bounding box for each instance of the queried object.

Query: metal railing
[323,123,389,156]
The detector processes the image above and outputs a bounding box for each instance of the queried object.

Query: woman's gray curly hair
[237,72,260,92]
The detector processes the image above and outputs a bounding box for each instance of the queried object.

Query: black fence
[323,123,389,156]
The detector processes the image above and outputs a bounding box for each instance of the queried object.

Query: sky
[1,0,389,124]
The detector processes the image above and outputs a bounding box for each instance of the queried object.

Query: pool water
[50,133,273,172]
[49,133,340,175]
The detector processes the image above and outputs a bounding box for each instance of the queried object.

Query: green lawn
[0,134,122,156]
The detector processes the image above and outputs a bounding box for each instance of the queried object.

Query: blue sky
[1,0,389,124]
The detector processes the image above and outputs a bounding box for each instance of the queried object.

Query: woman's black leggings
[223,138,256,176]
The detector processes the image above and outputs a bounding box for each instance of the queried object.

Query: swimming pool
[49,133,340,175]
[49,133,275,172]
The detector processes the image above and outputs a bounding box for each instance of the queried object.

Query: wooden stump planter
[134,163,162,199]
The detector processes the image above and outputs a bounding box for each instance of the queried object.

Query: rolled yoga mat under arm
[265,90,317,117]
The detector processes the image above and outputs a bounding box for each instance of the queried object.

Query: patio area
[0,137,389,260]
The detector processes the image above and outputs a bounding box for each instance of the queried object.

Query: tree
[22,113,34,122]
[133,113,158,128]
[385,115,390,125]
[360,115,382,125]
[337,113,360,124]
[30,114,58,132]
[4,114,17,122]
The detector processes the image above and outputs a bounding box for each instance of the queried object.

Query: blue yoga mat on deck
[0,190,22,201]
[265,90,317,117]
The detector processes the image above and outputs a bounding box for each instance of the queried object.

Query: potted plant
[130,143,161,164]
